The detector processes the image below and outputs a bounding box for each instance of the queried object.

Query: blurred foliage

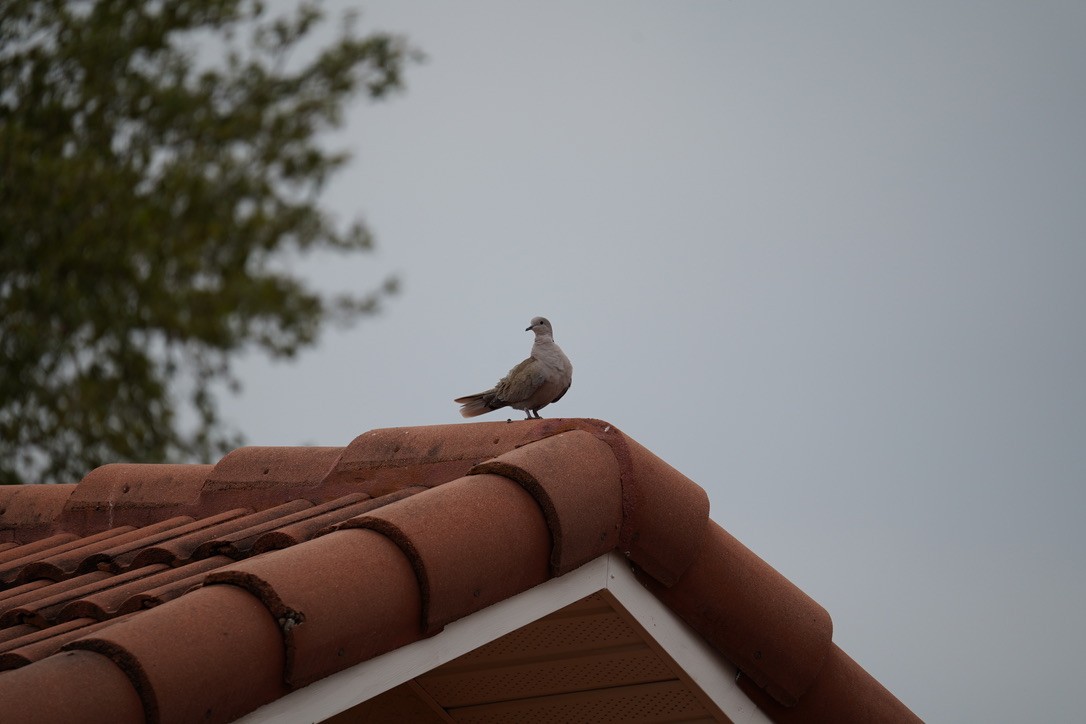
[0,0,416,484]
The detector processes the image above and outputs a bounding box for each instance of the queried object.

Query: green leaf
[0,0,415,484]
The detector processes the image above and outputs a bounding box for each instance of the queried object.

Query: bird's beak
[525,325,532,331]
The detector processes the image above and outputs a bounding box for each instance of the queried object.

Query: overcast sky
[229,3,1086,721]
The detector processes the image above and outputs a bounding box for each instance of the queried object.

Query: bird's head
[526,316,553,334]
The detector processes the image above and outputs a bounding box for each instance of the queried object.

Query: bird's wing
[550,380,571,404]
[493,357,547,404]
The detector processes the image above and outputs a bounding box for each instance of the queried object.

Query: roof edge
[639,520,834,707]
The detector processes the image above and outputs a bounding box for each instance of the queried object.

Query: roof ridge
[2,420,623,543]
[0,420,919,722]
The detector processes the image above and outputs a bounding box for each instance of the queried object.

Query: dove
[455,316,573,419]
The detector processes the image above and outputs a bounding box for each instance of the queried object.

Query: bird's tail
[454,391,504,418]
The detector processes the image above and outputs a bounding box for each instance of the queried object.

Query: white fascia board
[237,552,770,724]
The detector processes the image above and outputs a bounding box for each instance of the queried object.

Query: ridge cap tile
[342,474,551,634]
[468,429,622,575]
[196,447,347,518]
[0,649,145,723]
[205,446,344,492]
[639,520,833,707]
[605,433,711,586]
[69,463,211,506]
[0,484,78,543]
[738,642,923,722]
[323,421,584,495]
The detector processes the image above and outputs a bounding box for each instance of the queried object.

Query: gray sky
[229,3,1086,721]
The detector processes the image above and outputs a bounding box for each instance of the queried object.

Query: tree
[0,0,416,484]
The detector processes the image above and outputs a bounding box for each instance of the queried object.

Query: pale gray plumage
[455,316,573,419]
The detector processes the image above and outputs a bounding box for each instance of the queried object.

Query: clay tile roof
[0,419,920,723]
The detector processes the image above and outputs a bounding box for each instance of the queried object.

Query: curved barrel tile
[206,528,423,688]
[345,474,551,633]
[738,642,923,723]
[639,520,833,707]
[469,429,622,575]
[0,649,143,723]
[65,585,286,724]
[609,435,710,587]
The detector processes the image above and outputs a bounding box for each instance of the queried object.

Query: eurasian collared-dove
[455,316,573,419]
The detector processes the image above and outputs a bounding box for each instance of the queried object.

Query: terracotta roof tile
[127,500,311,567]
[738,642,919,722]
[0,622,37,647]
[95,510,249,572]
[344,473,551,633]
[469,429,622,575]
[206,528,423,687]
[0,580,51,612]
[0,571,113,626]
[21,517,190,582]
[113,558,228,616]
[0,533,78,570]
[58,556,230,622]
[204,447,338,499]
[638,520,833,706]
[0,619,92,670]
[0,649,144,724]
[66,585,287,724]
[60,464,211,534]
[201,491,369,556]
[1,534,93,585]
[0,484,77,543]
[2,564,170,628]
[0,419,919,722]
[322,420,587,495]
[248,488,428,554]
[0,615,126,670]
[611,435,711,586]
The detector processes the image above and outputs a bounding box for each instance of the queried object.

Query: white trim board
[237,551,770,724]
